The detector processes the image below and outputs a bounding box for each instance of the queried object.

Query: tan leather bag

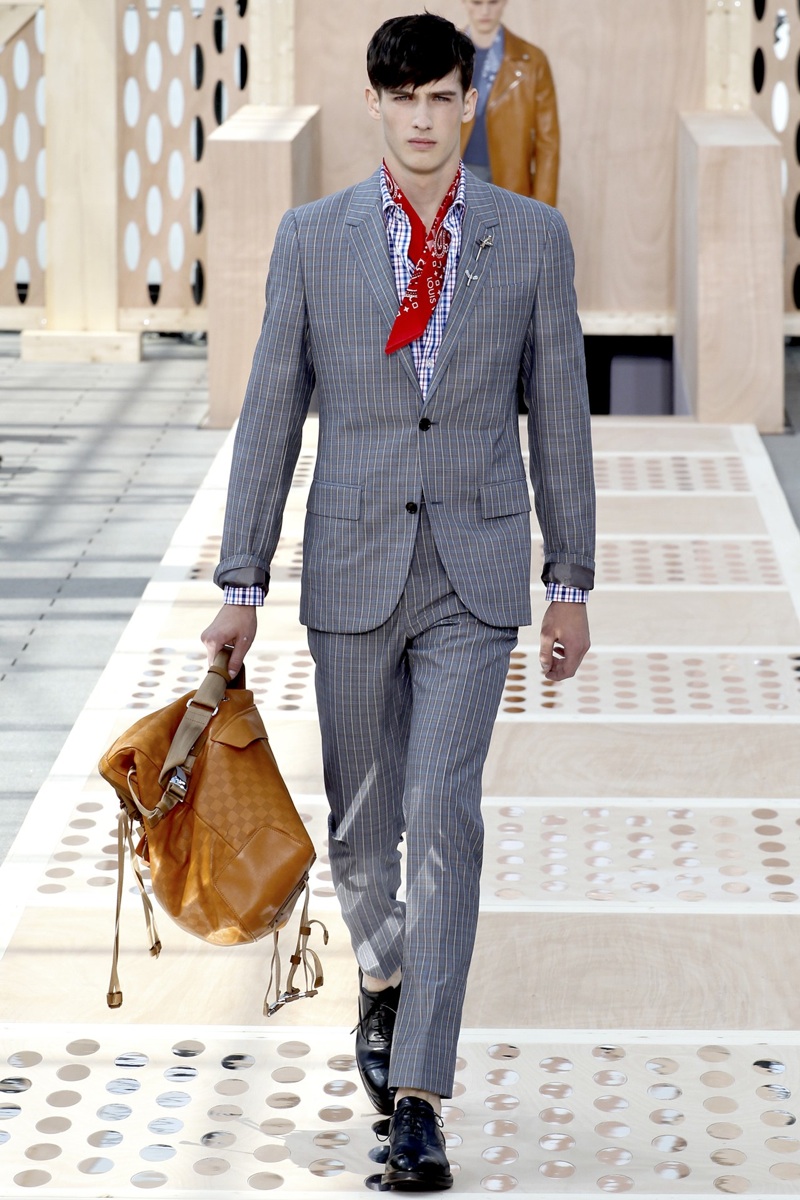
[98,647,326,1014]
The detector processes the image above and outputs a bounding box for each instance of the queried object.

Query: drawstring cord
[107,798,161,1008]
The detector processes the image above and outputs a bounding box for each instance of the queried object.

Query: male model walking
[203,13,594,1190]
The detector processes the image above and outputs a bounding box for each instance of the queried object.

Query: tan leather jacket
[461,28,560,205]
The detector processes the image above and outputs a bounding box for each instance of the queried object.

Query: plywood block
[0,4,36,47]
[44,0,118,331]
[706,0,752,111]
[206,104,321,428]
[484,721,800,799]
[249,0,294,106]
[675,112,783,431]
[467,912,800,1029]
[580,311,675,335]
[20,329,142,363]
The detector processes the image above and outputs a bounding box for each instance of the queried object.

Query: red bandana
[384,161,461,355]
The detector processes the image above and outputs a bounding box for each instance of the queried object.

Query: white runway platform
[1,411,800,1196]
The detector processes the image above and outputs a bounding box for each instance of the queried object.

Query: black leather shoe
[382,1096,452,1191]
[355,972,401,1116]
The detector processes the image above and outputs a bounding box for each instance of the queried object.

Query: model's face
[463,0,507,40]
[366,71,477,179]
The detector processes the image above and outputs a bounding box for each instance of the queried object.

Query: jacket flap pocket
[479,478,532,519]
[307,480,362,521]
[211,705,269,748]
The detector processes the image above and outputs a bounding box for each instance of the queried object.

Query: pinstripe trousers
[307,505,517,1098]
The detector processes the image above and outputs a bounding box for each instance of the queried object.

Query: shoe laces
[391,1099,444,1141]
[351,991,398,1041]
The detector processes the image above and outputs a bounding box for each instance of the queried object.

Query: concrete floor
[0,334,226,861]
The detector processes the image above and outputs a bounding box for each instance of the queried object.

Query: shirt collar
[380,162,466,221]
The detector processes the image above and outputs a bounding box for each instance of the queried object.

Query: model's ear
[462,86,478,123]
[365,86,382,122]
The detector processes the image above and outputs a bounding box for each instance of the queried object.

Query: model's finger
[226,634,250,677]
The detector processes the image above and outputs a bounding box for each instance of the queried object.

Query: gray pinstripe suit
[216,168,595,1097]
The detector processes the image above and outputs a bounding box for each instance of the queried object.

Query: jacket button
[405,501,418,514]
[419,418,431,431]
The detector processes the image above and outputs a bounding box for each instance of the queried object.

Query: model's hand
[201,604,258,677]
[539,601,590,682]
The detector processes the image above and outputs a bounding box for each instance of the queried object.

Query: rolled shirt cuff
[223,584,265,606]
[545,583,588,604]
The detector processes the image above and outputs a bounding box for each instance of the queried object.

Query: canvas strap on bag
[100,646,326,1014]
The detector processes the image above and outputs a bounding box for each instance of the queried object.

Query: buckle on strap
[163,766,188,803]
[266,987,319,1017]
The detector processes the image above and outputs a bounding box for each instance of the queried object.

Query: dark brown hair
[367,13,475,95]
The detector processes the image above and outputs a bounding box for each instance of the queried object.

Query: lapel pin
[467,234,494,286]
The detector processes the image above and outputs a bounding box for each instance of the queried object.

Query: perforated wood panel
[117,0,250,331]
[752,0,800,315]
[0,1029,798,1195]
[32,782,800,915]
[0,10,45,326]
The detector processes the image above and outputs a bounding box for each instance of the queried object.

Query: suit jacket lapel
[345,171,420,395]
[425,172,500,403]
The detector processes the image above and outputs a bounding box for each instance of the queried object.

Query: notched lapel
[346,173,419,394]
[426,178,500,402]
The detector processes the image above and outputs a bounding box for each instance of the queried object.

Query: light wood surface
[42,0,118,332]
[249,0,294,106]
[0,3,36,46]
[675,112,783,431]
[206,104,321,427]
[20,328,141,362]
[483,720,800,799]
[706,0,752,111]
[467,913,800,1028]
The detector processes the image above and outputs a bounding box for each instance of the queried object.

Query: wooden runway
[1,414,799,1195]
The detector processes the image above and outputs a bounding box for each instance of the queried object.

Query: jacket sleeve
[531,52,560,207]
[214,209,315,593]
[524,207,595,591]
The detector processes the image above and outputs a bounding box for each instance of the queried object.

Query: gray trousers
[308,507,517,1097]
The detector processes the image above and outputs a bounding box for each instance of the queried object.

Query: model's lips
[409,138,436,147]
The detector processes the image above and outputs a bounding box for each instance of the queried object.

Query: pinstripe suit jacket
[215,168,595,634]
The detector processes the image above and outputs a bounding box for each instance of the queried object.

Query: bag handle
[126,647,243,826]
[158,645,238,784]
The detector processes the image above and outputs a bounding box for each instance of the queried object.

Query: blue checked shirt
[381,163,465,401]
[223,165,587,607]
